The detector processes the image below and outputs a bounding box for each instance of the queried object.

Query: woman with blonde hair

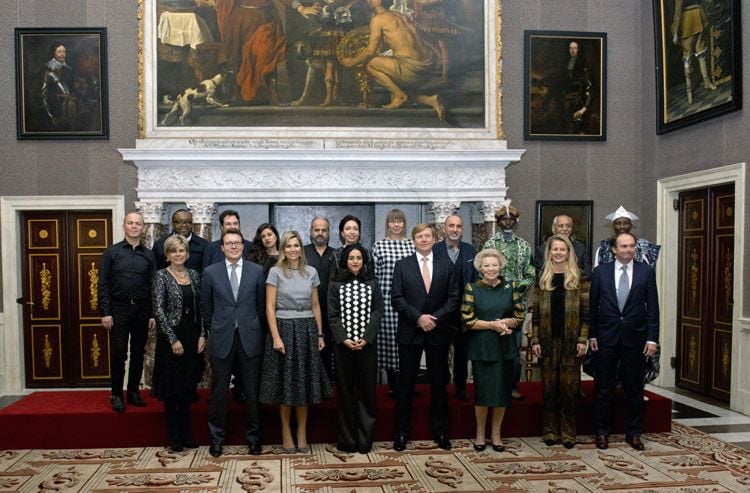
[371,208,414,398]
[462,248,525,452]
[259,230,332,454]
[531,234,588,448]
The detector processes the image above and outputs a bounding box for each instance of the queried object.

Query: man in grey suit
[201,230,266,457]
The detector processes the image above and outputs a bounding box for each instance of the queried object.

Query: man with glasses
[202,230,266,457]
[153,209,208,272]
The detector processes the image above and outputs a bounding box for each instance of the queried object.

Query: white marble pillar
[428,201,461,239]
[135,201,165,249]
[186,202,216,240]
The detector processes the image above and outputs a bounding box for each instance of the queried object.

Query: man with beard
[304,217,335,377]
[433,214,476,401]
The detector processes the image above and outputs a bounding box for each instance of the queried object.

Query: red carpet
[0,381,670,449]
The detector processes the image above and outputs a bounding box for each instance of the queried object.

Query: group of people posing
[98,202,660,456]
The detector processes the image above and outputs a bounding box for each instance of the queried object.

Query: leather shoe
[625,435,645,451]
[511,389,525,401]
[110,395,125,413]
[388,388,397,399]
[473,441,486,452]
[126,391,146,407]
[248,443,262,455]
[209,443,223,457]
[393,433,408,452]
[435,434,452,451]
[456,389,470,402]
[595,435,609,450]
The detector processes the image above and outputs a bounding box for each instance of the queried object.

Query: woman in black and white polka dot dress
[328,243,384,454]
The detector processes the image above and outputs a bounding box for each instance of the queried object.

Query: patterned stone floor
[2,423,750,492]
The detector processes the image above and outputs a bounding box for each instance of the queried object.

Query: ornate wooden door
[21,211,113,388]
[676,184,734,401]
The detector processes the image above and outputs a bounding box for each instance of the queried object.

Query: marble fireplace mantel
[119,139,525,205]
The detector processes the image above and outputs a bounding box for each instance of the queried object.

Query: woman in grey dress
[259,230,332,454]
[371,209,414,397]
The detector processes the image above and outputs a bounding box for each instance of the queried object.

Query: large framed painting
[137,0,501,141]
[524,30,606,141]
[534,200,593,262]
[15,27,109,140]
[653,0,742,134]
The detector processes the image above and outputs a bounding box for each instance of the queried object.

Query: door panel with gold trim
[21,211,113,388]
[675,184,734,401]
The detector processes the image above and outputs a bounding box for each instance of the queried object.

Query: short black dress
[152,284,202,399]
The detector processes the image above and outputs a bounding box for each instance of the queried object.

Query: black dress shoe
[543,438,558,446]
[562,441,575,449]
[388,388,397,399]
[473,441,486,452]
[111,395,125,413]
[358,444,372,454]
[435,434,452,451]
[491,441,505,452]
[248,443,262,455]
[169,443,184,452]
[336,443,357,453]
[595,434,609,450]
[209,443,223,457]
[625,435,645,451]
[126,391,146,407]
[393,433,408,452]
[456,389,470,402]
[182,439,198,449]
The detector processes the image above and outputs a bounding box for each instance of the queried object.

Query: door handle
[16,298,34,306]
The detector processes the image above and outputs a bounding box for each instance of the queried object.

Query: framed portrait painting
[15,27,109,140]
[524,30,606,141]
[137,0,501,141]
[653,0,742,134]
[535,200,594,265]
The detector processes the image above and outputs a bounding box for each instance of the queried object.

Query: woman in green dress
[462,249,525,452]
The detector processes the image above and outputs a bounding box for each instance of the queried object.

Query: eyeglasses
[173,219,193,225]
[223,241,243,248]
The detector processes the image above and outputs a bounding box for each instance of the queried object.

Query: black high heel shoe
[473,441,486,452]
[491,441,505,452]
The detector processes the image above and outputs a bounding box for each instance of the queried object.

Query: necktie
[421,256,431,293]
[617,265,629,311]
[230,263,239,301]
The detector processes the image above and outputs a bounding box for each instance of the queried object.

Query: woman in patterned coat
[531,235,589,448]
[328,243,384,454]
[371,209,414,398]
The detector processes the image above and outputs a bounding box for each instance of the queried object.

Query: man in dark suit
[201,230,266,457]
[589,231,659,451]
[392,223,459,451]
[433,214,476,401]
[152,209,208,272]
[202,210,252,269]
[533,214,590,275]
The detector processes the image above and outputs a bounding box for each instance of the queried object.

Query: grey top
[267,265,320,318]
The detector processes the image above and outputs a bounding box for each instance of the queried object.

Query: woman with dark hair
[248,223,280,273]
[328,215,373,280]
[259,230,332,454]
[151,235,205,452]
[328,243,384,453]
[531,235,588,449]
[371,208,414,398]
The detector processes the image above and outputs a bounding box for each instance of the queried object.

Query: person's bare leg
[366,58,408,109]
[280,405,295,449]
[490,407,506,446]
[296,405,309,449]
[415,94,446,121]
[474,405,488,445]
[321,61,336,107]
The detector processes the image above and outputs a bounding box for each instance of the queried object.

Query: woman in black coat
[328,243,383,454]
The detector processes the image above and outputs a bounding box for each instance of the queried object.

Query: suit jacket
[202,238,253,270]
[589,260,659,349]
[533,238,590,276]
[201,260,266,359]
[153,232,209,272]
[433,241,476,327]
[391,252,459,346]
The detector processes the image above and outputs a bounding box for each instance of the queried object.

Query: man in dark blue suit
[201,230,266,457]
[392,223,459,451]
[589,231,659,451]
[152,209,208,272]
[433,214,476,401]
[202,210,252,269]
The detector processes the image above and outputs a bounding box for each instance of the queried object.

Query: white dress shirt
[225,258,243,285]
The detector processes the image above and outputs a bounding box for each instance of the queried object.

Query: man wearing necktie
[391,224,459,452]
[201,230,266,457]
[589,231,659,451]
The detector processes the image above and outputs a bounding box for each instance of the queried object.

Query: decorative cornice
[186,202,216,224]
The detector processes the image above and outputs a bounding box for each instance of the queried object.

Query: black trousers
[334,342,377,449]
[451,326,468,391]
[109,300,150,395]
[164,391,192,446]
[395,342,450,438]
[594,343,646,438]
[208,332,262,445]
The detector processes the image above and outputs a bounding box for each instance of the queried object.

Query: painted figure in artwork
[671,0,716,104]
